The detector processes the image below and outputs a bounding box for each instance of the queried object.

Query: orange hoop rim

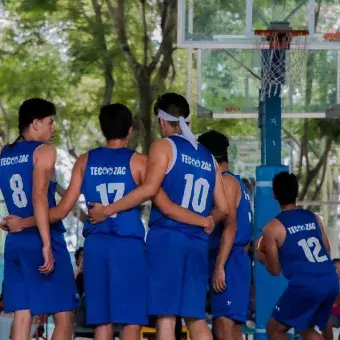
[323,33,340,41]
[254,29,309,37]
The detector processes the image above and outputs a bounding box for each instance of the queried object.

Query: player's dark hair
[75,247,84,264]
[153,93,190,127]
[99,103,133,140]
[10,98,56,147]
[272,172,299,206]
[333,258,340,263]
[197,130,229,163]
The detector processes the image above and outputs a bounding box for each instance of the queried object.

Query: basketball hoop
[254,27,309,100]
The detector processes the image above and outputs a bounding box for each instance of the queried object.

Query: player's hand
[88,202,109,224]
[204,215,215,235]
[5,215,24,233]
[0,219,8,232]
[75,257,83,278]
[212,266,227,293]
[39,245,54,275]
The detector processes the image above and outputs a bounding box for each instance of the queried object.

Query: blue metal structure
[254,49,290,339]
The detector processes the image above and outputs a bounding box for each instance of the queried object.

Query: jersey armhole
[165,138,177,174]
[222,172,242,208]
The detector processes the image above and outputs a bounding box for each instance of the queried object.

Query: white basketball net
[255,31,308,101]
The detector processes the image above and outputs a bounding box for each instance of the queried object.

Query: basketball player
[256,172,338,340]
[198,130,252,340]
[88,93,231,340]
[6,103,215,340]
[0,99,78,340]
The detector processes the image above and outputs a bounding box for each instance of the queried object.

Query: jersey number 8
[10,174,28,208]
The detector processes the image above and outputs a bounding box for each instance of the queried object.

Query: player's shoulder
[264,218,285,234]
[34,143,56,159]
[131,151,147,166]
[76,151,89,166]
[222,171,240,184]
[150,138,173,154]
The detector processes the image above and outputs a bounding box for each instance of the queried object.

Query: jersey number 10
[181,174,210,213]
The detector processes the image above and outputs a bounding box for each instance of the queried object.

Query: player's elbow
[55,208,68,221]
[32,190,46,206]
[268,266,281,276]
[218,204,229,217]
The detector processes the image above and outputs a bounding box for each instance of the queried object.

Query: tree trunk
[298,135,332,201]
[137,75,154,153]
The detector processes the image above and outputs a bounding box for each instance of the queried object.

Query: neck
[106,139,128,148]
[218,162,229,173]
[21,131,37,142]
[280,203,297,211]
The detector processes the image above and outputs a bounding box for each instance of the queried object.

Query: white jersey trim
[165,138,177,174]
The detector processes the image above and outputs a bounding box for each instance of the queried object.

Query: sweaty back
[149,135,216,240]
[209,171,252,250]
[277,209,335,280]
[81,147,145,238]
[0,141,65,233]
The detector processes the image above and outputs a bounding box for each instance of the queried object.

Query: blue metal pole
[254,48,292,339]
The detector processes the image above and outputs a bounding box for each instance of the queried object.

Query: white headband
[157,109,198,149]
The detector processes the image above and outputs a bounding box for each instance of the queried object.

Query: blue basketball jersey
[209,171,252,250]
[81,147,145,239]
[276,209,335,280]
[149,135,216,240]
[0,141,65,233]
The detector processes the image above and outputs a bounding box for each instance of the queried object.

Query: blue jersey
[209,171,252,250]
[81,147,145,239]
[149,135,216,240]
[277,209,335,280]
[0,141,65,233]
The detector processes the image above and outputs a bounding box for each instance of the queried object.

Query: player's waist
[149,224,208,241]
[285,266,337,282]
[83,221,145,238]
[209,243,249,254]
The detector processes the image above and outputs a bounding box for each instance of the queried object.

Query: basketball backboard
[178,0,340,49]
[195,48,340,118]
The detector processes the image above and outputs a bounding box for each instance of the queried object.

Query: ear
[31,119,41,131]
[159,118,166,131]
[127,126,133,139]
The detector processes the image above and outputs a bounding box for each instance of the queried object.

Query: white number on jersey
[96,183,125,218]
[10,174,28,208]
[298,237,328,263]
[181,174,210,213]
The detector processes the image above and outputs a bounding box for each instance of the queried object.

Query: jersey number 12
[298,237,328,263]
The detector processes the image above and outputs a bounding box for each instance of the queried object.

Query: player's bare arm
[88,139,171,223]
[262,219,286,276]
[212,174,239,293]
[316,215,331,256]
[33,144,56,274]
[135,153,214,230]
[6,153,87,232]
[210,168,230,224]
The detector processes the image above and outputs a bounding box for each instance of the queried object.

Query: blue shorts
[84,234,148,325]
[4,230,79,315]
[209,246,251,322]
[272,273,339,331]
[146,227,209,319]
